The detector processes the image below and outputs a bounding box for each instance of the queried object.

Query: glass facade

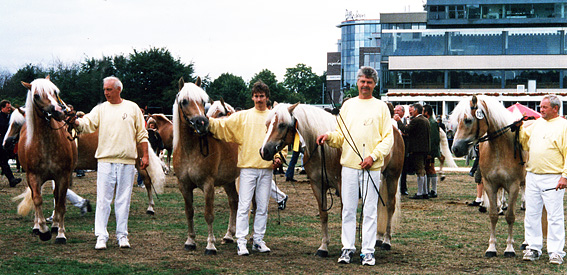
[339,20,381,90]
[428,3,566,20]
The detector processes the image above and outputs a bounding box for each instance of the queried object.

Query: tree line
[0,47,327,114]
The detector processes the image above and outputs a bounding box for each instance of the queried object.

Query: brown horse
[150,114,173,171]
[16,77,77,244]
[450,95,525,257]
[173,77,239,255]
[259,103,404,257]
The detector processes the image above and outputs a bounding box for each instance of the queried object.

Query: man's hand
[139,142,149,170]
[393,114,401,122]
[272,157,282,169]
[556,177,567,190]
[510,119,523,132]
[359,156,374,170]
[316,134,328,145]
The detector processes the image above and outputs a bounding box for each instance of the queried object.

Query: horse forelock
[178,83,209,107]
[449,95,517,129]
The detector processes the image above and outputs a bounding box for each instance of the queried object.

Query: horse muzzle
[451,139,472,157]
[260,141,282,161]
[189,116,209,136]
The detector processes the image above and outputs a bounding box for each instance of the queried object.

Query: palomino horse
[149,114,173,171]
[7,110,165,216]
[206,98,236,118]
[450,95,525,257]
[173,77,239,255]
[16,77,77,244]
[259,103,404,257]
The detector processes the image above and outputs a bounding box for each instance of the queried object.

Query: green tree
[283,63,323,104]
[208,73,248,109]
[1,64,47,106]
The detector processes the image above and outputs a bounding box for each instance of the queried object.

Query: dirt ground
[0,168,565,274]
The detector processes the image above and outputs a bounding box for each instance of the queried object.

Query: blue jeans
[285,151,300,179]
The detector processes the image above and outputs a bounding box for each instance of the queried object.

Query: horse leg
[203,182,217,255]
[180,184,197,251]
[310,182,329,257]
[379,175,399,251]
[53,177,69,244]
[29,176,51,241]
[221,182,238,244]
[503,183,519,257]
[144,174,155,215]
[484,184,499,257]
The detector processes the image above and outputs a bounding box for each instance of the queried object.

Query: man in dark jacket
[424,105,440,198]
[0,100,22,187]
[393,105,410,195]
[398,103,430,199]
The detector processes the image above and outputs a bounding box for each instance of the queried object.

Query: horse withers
[450,95,525,258]
[15,76,77,244]
[259,103,404,257]
[173,77,239,255]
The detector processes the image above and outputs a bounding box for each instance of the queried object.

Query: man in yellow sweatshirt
[75,76,149,250]
[208,81,282,256]
[317,66,394,266]
[519,94,567,265]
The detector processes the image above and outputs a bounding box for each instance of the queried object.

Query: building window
[449,71,501,89]
[505,70,560,89]
[448,5,465,19]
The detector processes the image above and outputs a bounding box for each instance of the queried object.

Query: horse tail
[439,129,458,168]
[146,147,165,194]
[12,187,33,216]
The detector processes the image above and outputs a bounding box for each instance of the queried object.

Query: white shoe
[95,238,107,250]
[252,241,271,253]
[522,249,540,261]
[237,242,249,256]
[361,253,375,266]
[118,236,130,248]
[338,249,355,264]
[550,253,563,265]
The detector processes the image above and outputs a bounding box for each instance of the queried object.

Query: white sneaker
[95,238,107,250]
[252,241,271,253]
[522,249,540,261]
[361,253,375,266]
[118,236,130,248]
[237,242,249,256]
[338,249,355,264]
[550,253,563,265]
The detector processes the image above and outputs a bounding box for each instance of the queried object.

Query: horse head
[2,106,25,152]
[260,103,299,161]
[22,76,69,122]
[206,97,236,118]
[175,76,209,136]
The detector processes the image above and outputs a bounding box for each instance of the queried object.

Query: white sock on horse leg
[475,197,483,202]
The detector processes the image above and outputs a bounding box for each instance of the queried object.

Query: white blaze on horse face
[261,115,278,154]
[192,100,204,116]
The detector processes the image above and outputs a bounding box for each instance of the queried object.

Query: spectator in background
[0,100,22,187]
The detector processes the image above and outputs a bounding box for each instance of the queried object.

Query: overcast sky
[0,0,424,82]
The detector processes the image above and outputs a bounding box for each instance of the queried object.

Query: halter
[32,91,70,132]
[176,94,210,157]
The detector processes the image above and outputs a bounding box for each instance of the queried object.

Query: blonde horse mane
[449,95,520,129]
[207,101,236,117]
[24,78,62,147]
[173,82,209,152]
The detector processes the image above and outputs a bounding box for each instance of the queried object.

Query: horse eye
[278,124,287,129]
[181,99,188,105]
[34,94,41,100]
[464,118,472,124]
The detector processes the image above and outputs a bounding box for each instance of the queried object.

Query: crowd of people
[2,69,566,266]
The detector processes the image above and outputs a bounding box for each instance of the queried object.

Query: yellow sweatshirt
[77,100,148,165]
[326,97,394,171]
[209,107,274,169]
[520,116,567,178]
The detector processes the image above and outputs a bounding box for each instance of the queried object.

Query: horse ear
[178,77,185,91]
[220,97,229,114]
[195,77,202,87]
[288,102,300,114]
[46,75,50,81]
[471,95,478,108]
[21,81,32,90]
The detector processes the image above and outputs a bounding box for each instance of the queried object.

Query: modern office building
[380,0,567,116]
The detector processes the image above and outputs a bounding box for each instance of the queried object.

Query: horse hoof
[39,231,52,241]
[315,250,329,258]
[204,249,217,255]
[32,228,40,235]
[485,251,497,258]
[222,238,234,244]
[55,237,67,244]
[381,243,392,251]
[498,211,505,216]
[51,227,59,234]
[375,240,383,247]
[184,244,196,251]
[504,251,515,258]
[146,210,155,215]
[479,206,487,213]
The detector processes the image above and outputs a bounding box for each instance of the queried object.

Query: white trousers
[236,168,272,244]
[524,172,566,257]
[270,180,286,203]
[341,167,380,254]
[94,162,136,241]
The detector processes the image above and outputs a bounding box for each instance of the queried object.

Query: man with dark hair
[398,103,430,199]
[0,100,22,187]
[317,66,393,266]
[208,80,283,256]
[423,105,440,198]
